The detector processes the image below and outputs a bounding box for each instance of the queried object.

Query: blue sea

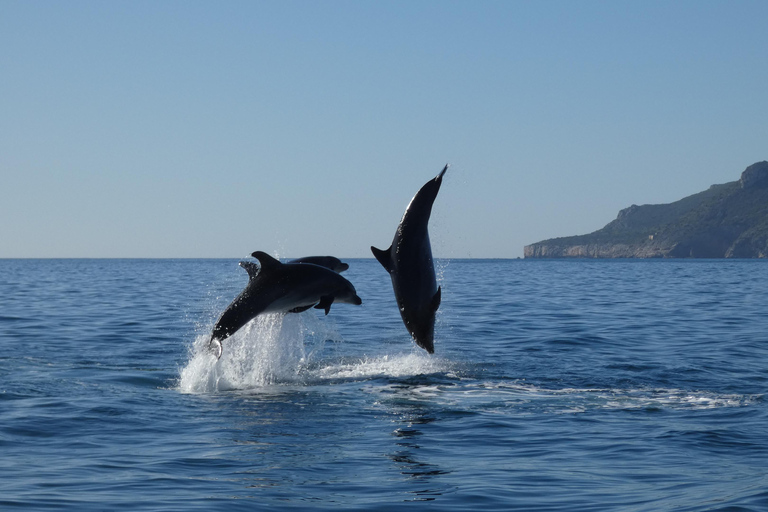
[1,258,767,511]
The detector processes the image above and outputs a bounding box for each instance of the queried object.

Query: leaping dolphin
[208,251,362,358]
[371,165,447,353]
[288,256,349,273]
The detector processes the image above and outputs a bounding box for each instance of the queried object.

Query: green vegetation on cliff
[525,161,768,258]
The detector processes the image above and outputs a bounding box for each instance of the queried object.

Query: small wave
[364,380,762,414]
[517,384,761,412]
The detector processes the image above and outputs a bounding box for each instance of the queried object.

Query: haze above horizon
[2,1,766,259]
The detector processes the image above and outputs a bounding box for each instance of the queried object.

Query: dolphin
[288,256,350,273]
[208,251,362,358]
[371,165,447,354]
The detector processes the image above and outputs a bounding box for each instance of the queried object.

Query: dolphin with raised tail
[208,251,362,358]
[371,165,448,353]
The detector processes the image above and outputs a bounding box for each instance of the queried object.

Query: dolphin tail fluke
[371,245,392,272]
[208,337,223,359]
[314,295,334,315]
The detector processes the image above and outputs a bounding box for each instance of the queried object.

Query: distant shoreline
[525,161,768,259]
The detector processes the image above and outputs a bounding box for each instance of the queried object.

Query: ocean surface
[1,258,767,511]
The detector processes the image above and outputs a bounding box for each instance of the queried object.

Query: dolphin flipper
[314,295,335,315]
[432,286,442,312]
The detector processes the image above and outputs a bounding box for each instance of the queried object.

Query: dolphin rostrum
[371,165,447,353]
[287,256,350,273]
[208,251,362,358]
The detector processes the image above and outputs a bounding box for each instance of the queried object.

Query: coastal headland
[525,161,768,258]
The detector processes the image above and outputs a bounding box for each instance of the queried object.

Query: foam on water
[309,352,454,381]
[177,312,455,394]
[365,379,762,414]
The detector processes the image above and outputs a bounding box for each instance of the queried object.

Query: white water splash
[179,313,322,393]
[177,312,455,394]
[311,352,453,381]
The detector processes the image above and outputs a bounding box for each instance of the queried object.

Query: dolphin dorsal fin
[371,245,393,272]
[239,261,261,280]
[251,251,282,273]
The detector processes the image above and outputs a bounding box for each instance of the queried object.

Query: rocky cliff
[524,161,768,258]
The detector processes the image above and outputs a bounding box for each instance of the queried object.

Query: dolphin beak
[353,295,362,305]
[436,164,448,180]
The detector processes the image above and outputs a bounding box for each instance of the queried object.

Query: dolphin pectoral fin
[314,295,334,315]
[239,261,261,280]
[371,245,393,271]
[288,304,315,314]
[431,286,442,313]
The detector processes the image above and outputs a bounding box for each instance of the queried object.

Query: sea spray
[178,312,340,393]
[178,309,456,393]
[311,352,454,381]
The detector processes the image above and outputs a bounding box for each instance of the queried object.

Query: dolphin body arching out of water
[208,251,362,358]
[288,256,349,273]
[371,165,447,354]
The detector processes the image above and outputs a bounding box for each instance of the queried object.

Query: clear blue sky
[2,1,766,258]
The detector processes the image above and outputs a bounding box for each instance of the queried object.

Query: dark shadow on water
[386,398,452,502]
